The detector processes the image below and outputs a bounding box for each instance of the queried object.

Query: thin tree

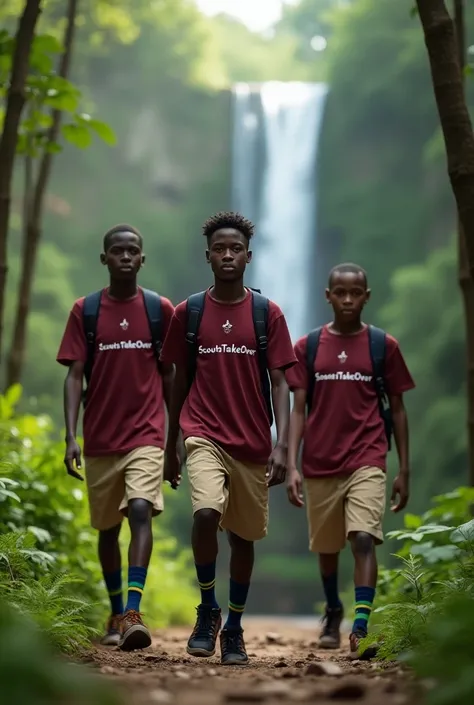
[6,0,78,387]
[0,0,42,368]
[416,0,474,484]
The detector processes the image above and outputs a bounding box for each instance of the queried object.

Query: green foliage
[362,486,474,701]
[0,387,198,638]
[0,600,121,705]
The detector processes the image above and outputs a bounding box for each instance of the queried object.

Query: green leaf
[86,118,116,146]
[4,384,22,409]
[404,513,422,530]
[45,141,62,154]
[61,123,92,149]
[450,519,474,543]
[0,489,21,503]
[44,90,79,113]
[32,34,63,55]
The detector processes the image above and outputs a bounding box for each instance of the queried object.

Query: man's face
[206,228,251,282]
[101,232,144,279]
[326,271,370,321]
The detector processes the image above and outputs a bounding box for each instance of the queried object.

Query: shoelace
[222,631,244,654]
[124,610,144,626]
[193,607,217,639]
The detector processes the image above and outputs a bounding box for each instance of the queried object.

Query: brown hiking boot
[318,606,344,649]
[349,629,378,661]
[119,609,152,652]
[100,614,121,646]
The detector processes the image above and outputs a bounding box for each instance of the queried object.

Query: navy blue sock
[195,562,219,607]
[353,586,376,634]
[103,569,123,616]
[224,579,250,631]
[322,572,343,610]
[125,566,147,612]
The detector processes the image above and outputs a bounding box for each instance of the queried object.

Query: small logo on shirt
[338,350,348,364]
[222,320,232,335]
[120,318,129,331]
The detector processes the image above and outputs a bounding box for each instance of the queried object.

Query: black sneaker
[186,605,222,657]
[318,605,344,649]
[220,627,249,666]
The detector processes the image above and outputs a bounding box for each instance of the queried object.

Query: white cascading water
[232,81,328,342]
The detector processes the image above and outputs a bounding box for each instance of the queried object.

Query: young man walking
[57,224,175,651]
[160,212,296,666]
[286,263,415,660]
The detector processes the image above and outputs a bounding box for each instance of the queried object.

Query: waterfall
[232,81,328,342]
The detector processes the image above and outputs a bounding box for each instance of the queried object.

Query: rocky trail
[81,619,415,705]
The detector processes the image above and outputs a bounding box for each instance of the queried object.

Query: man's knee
[194,508,220,532]
[227,530,253,550]
[128,498,152,526]
[99,522,121,542]
[349,531,375,555]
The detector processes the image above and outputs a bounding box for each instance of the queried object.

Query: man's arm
[286,388,306,507]
[64,361,84,480]
[287,388,306,471]
[160,362,175,412]
[389,393,410,512]
[165,364,188,450]
[270,368,290,450]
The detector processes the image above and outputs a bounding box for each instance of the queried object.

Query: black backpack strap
[82,290,102,403]
[368,325,392,450]
[305,327,323,414]
[251,291,273,426]
[185,291,206,390]
[141,288,162,364]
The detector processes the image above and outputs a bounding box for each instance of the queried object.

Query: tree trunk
[5,0,78,389]
[452,0,474,486]
[0,0,42,370]
[416,0,474,273]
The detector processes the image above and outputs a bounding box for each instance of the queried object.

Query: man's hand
[266,443,287,487]
[286,467,304,508]
[164,445,182,490]
[64,437,83,481]
[391,472,409,513]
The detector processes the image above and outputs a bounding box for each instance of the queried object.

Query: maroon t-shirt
[160,289,297,465]
[57,288,174,456]
[287,325,415,478]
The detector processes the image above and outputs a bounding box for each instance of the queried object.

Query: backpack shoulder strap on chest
[368,324,387,395]
[82,290,103,387]
[251,291,273,426]
[141,288,162,363]
[305,326,323,413]
[368,324,393,449]
[185,291,207,389]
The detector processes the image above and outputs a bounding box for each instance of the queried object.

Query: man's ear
[141,254,146,266]
[100,253,106,266]
[365,288,371,302]
[247,249,252,264]
[205,249,210,264]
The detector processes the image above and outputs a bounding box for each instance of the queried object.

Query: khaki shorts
[85,446,164,531]
[305,466,386,554]
[184,436,268,542]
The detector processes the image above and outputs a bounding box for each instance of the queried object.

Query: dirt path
[84,619,412,705]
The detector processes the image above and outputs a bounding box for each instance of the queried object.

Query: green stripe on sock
[108,588,122,597]
[355,601,373,608]
[229,601,245,613]
[354,612,370,622]
[129,581,145,589]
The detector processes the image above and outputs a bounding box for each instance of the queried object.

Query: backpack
[82,288,162,405]
[305,325,393,450]
[185,288,273,425]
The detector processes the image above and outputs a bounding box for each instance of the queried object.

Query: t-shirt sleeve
[266,302,297,371]
[384,335,415,396]
[160,301,188,367]
[56,299,87,366]
[286,336,308,391]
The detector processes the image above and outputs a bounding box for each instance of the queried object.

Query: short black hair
[202,211,255,244]
[328,262,368,288]
[103,224,143,252]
